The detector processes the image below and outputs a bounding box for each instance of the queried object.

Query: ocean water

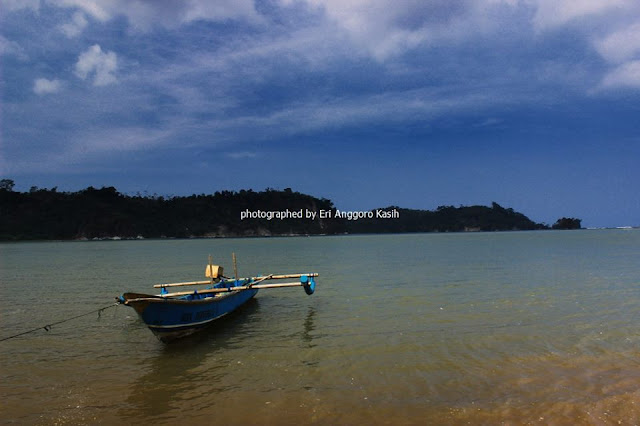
[1,230,640,424]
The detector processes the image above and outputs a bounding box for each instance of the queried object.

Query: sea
[1,230,640,425]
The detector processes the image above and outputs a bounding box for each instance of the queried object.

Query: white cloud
[280,0,640,64]
[46,0,261,30]
[530,0,632,31]
[74,44,117,86]
[74,126,171,153]
[601,60,640,88]
[282,0,460,60]
[595,21,640,64]
[182,1,258,21]
[198,85,528,145]
[0,0,40,12]
[277,0,529,61]
[0,35,28,60]
[2,0,263,31]
[33,78,62,95]
[4,125,174,175]
[59,10,88,37]
[48,0,110,21]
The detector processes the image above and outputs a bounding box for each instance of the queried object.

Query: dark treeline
[0,179,580,241]
[348,203,551,233]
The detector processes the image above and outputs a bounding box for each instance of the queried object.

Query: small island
[0,179,581,241]
[551,217,582,230]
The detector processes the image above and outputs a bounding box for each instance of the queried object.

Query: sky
[1,0,639,228]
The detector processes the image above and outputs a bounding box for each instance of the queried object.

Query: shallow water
[1,230,640,424]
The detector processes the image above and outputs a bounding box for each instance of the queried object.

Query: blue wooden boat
[118,258,317,343]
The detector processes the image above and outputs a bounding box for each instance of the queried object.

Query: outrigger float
[117,254,317,343]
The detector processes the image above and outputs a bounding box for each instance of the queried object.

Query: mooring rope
[0,302,121,342]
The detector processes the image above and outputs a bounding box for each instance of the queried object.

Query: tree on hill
[0,179,15,191]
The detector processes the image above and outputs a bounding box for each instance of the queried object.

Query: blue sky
[1,0,639,228]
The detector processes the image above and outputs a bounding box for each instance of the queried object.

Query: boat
[117,255,317,343]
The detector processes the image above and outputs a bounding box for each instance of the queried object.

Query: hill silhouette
[0,180,575,241]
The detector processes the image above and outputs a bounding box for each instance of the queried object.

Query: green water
[1,230,640,424]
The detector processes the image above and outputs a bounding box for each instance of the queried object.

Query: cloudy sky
[1,0,639,227]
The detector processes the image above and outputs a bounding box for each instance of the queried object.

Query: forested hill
[0,185,343,240]
[0,181,578,241]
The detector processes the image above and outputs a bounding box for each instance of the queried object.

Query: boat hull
[121,289,258,343]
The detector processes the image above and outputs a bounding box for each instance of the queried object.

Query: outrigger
[117,254,317,342]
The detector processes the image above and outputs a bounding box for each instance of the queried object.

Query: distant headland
[0,179,581,241]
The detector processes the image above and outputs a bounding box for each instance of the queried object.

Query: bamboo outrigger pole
[159,281,309,298]
[153,273,319,288]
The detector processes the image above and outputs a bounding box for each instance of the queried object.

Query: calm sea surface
[1,231,640,425]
